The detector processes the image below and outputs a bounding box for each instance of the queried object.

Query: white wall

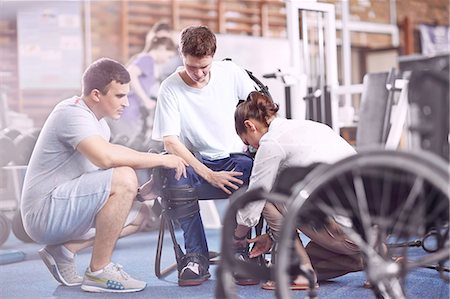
[215,34,305,119]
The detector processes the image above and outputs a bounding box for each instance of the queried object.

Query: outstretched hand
[207,170,244,194]
[247,234,273,258]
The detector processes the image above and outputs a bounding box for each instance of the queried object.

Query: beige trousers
[262,201,363,281]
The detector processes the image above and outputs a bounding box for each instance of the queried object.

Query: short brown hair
[180,25,216,57]
[82,58,130,96]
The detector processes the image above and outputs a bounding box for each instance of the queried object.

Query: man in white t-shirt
[21,58,187,293]
[152,25,256,286]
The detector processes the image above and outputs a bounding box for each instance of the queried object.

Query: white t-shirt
[152,60,255,160]
[236,118,357,227]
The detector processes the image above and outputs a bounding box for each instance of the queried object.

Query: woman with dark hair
[233,91,363,290]
[109,25,178,149]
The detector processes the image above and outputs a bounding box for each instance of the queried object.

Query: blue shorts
[23,168,141,245]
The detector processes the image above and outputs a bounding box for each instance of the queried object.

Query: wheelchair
[216,149,449,299]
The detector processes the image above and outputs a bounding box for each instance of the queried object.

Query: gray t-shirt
[21,96,110,214]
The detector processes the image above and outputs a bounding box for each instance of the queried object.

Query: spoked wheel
[216,188,289,299]
[275,150,450,299]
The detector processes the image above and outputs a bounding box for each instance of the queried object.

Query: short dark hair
[180,25,216,57]
[82,58,130,96]
[149,36,176,52]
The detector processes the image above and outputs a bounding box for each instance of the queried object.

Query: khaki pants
[262,201,363,281]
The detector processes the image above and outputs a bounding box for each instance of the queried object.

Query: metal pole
[341,0,352,108]
[317,11,326,123]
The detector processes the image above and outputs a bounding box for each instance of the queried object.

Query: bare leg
[62,203,150,255]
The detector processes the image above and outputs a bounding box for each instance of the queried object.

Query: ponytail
[235,91,279,135]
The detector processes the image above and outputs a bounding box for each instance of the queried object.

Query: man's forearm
[164,136,211,179]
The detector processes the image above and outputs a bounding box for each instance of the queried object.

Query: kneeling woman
[233,91,363,290]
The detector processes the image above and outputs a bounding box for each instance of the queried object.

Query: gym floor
[1,217,449,298]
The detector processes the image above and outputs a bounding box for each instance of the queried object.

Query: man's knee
[111,166,138,198]
[162,185,199,220]
[230,154,253,183]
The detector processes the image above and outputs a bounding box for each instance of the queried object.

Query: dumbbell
[0,128,40,166]
[13,128,40,165]
[0,128,18,167]
[0,212,11,246]
[12,210,34,243]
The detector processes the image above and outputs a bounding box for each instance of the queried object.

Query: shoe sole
[81,284,145,293]
[235,280,260,286]
[178,273,211,287]
[38,248,81,287]
[261,282,319,291]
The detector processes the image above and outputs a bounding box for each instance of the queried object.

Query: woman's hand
[247,233,273,258]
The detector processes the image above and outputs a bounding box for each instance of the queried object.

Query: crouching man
[21,58,187,293]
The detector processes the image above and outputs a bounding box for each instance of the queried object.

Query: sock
[88,262,112,275]
[46,244,74,261]
[88,268,104,275]
[60,245,75,259]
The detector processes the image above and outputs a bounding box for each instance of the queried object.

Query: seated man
[21,58,187,293]
[232,91,363,290]
[152,25,255,286]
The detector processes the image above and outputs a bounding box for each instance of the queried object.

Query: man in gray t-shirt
[21,58,187,293]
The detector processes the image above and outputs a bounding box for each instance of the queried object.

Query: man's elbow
[91,153,116,169]
[163,137,178,153]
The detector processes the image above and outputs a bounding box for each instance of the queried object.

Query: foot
[233,248,260,286]
[38,246,83,286]
[178,253,210,287]
[363,256,405,288]
[81,262,146,293]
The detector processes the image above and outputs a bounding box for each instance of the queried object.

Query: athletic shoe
[233,248,260,286]
[38,246,83,286]
[81,262,146,293]
[178,253,210,287]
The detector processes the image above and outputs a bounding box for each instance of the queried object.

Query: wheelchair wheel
[275,149,449,299]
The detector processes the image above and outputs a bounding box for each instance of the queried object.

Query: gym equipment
[406,63,449,160]
[0,250,25,265]
[0,128,40,166]
[13,128,40,165]
[263,69,295,119]
[0,132,15,167]
[356,72,390,149]
[11,210,33,243]
[286,1,338,127]
[0,212,11,246]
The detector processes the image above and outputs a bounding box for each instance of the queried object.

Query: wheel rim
[275,150,449,299]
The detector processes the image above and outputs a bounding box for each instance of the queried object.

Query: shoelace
[60,260,81,280]
[111,263,129,280]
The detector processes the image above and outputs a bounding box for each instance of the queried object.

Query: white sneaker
[38,246,83,286]
[81,262,146,293]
